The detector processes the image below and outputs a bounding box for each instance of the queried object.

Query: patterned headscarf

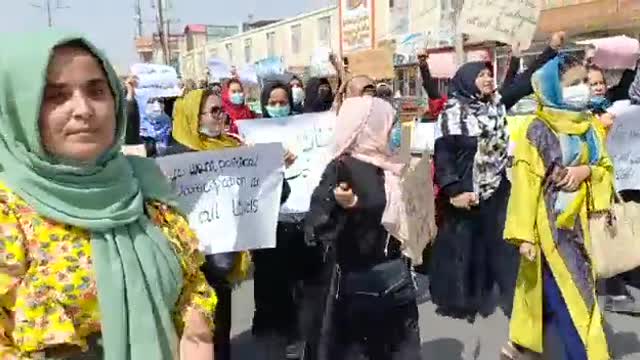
[437,61,509,200]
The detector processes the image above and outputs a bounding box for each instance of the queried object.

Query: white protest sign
[237,112,336,214]
[130,63,181,98]
[607,102,640,191]
[458,0,542,49]
[155,143,285,254]
[309,47,337,78]
[411,121,436,155]
[207,57,233,81]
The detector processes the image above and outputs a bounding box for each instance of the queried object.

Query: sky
[0,0,328,73]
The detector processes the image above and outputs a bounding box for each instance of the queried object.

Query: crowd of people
[0,27,639,360]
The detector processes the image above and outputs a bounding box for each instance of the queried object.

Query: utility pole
[134,0,143,38]
[154,0,169,64]
[30,0,70,27]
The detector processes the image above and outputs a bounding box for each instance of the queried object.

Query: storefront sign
[339,0,375,54]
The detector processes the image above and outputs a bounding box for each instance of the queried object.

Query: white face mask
[292,87,305,104]
[199,125,221,138]
[562,83,591,109]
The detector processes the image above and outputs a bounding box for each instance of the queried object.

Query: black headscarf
[449,61,493,102]
[303,77,334,113]
[260,78,294,118]
[289,75,305,114]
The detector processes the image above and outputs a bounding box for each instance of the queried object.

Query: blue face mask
[230,93,245,105]
[266,105,291,118]
[589,96,611,113]
[389,120,402,153]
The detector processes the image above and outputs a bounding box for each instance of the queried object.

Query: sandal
[500,342,541,360]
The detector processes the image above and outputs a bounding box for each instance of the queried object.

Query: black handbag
[339,250,416,313]
[202,252,237,283]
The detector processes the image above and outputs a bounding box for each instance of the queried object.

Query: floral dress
[0,183,217,359]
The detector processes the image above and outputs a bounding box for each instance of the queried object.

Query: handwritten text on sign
[155,143,285,254]
[458,0,541,49]
[607,103,640,191]
[237,112,335,214]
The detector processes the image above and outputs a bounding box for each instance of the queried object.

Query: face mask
[292,87,305,104]
[230,93,245,105]
[145,101,164,119]
[199,125,221,138]
[389,120,402,153]
[562,83,591,109]
[266,105,291,118]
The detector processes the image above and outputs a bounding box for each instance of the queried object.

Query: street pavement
[229,275,640,359]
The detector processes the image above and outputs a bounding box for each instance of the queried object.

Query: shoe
[286,341,305,359]
[604,295,640,315]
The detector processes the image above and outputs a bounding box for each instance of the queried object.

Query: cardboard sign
[346,46,395,80]
[458,0,542,49]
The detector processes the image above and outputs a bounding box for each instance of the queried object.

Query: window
[291,24,302,54]
[317,16,331,47]
[225,43,233,62]
[244,38,252,63]
[267,32,276,57]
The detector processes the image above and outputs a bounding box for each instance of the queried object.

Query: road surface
[229,275,640,359]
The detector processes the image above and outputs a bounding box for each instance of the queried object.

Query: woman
[222,78,255,133]
[0,31,215,359]
[429,59,530,319]
[251,80,305,359]
[502,54,613,360]
[303,77,334,113]
[167,89,252,360]
[428,52,560,358]
[304,95,421,359]
[290,75,305,114]
[141,97,173,157]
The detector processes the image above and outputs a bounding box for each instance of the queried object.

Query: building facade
[178,0,640,84]
[180,6,340,81]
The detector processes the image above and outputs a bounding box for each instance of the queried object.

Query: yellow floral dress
[0,183,217,359]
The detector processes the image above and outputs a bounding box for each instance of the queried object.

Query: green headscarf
[0,30,183,359]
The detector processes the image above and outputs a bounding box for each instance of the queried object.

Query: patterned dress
[0,183,217,359]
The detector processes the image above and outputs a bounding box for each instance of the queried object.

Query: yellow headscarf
[172,89,241,150]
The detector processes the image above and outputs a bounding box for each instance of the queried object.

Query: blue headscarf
[531,54,600,165]
[140,99,173,146]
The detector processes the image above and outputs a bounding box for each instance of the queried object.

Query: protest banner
[607,102,640,191]
[237,112,336,214]
[130,63,181,98]
[155,143,285,254]
[458,0,542,49]
[346,46,395,80]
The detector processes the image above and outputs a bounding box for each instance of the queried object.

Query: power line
[30,0,70,28]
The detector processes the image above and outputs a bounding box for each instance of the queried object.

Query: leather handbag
[339,255,416,313]
[589,192,640,279]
